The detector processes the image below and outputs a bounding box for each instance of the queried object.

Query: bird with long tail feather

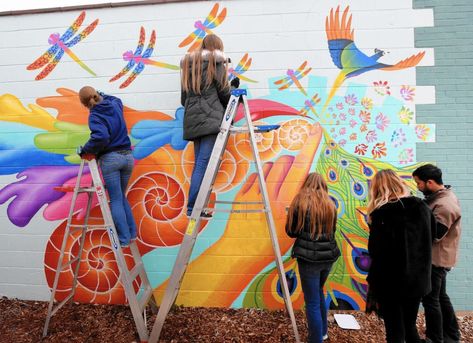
[322,6,425,113]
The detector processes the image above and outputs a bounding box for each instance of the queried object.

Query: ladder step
[129,262,144,281]
[210,200,264,205]
[229,124,280,133]
[204,208,269,214]
[53,186,96,193]
[61,256,80,270]
[69,224,105,229]
[50,293,73,317]
[138,286,154,313]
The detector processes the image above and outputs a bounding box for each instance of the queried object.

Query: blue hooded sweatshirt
[82,93,131,156]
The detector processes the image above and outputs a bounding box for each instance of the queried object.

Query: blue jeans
[100,151,137,245]
[298,259,331,343]
[423,266,460,343]
[187,134,217,216]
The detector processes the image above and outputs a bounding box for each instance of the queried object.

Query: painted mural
[0,1,435,311]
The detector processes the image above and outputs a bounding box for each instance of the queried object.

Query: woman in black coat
[285,173,340,343]
[180,34,238,217]
[366,169,435,343]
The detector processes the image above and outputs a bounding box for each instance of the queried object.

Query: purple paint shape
[0,166,85,227]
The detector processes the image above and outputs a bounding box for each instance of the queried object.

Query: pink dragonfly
[110,27,179,89]
[27,11,98,80]
[274,61,312,96]
[228,53,258,83]
[300,93,322,117]
[179,3,227,52]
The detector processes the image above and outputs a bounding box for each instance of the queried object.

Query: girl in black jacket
[285,173,340,343]
[366,169,435,343]
[180,34,238,218]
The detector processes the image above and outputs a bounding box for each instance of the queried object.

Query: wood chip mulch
[1,297,472,342]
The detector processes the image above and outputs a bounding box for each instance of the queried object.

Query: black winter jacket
[367,196,435,299]
[285,213,340,266]
[181,49,231,141]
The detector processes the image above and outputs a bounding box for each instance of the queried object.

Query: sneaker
[200,211,213,219]
[120,241,130,248]
[323,334,328,340]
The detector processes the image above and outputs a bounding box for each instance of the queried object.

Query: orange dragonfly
[27,11,98,80]
[179,3,227,52]
[228,53,257,83]
[274,61,312,96]
[300,93,322,117]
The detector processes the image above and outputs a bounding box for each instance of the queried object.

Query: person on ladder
[180,34,239,218]
[78,86,137,247]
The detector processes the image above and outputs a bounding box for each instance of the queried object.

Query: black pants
[380,296,422,343]
[422,266,460,343]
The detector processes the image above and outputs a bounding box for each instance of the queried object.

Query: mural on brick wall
[0,2,435,310]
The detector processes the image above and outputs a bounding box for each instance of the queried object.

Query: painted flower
[399,148,414,164]
[415,124,430,141]
[332,113,337,119]
[338,139,347,147]
[391,128,406,148]
[339,113,347,121]
[339,127,347,135]
[355,143,368,155]
[330,127,335,133]
[373,81,391,96]
[400,85,415,101]
[398,106,414,124]
[348,108,355,116]
[344,94,358,106]
[350,133,357,141]
[372,142,387,159]
[366,130,377,143]
[361,97,373,110]
[336,102,344,110]
[349,119,357,128]
[360,124,368,132]
[375,112,390,131]
[359,110,371,124]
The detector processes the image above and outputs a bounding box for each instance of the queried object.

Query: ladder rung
[69,224,105,229]
[205,208,269,214]
[129,262,144,281]
[138,286,154,313]
[53,186,96,193]
[50,293,73,317]
[210,200,264,205]
[61,256,80,270]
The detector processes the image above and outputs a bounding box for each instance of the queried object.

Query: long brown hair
[286,173,337,238]
[367,169,410,215]
[181,34,229,94]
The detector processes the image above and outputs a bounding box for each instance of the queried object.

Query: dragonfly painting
[300,93,322,117]
[179,3,227,52]
[27,11,98,80]
[110,27,179,89]
[274,61,312,96]
[228,53,258,83]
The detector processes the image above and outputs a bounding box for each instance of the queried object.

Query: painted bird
[323,6,425,112]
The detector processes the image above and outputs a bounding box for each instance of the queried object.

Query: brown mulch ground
[1,297,472,342]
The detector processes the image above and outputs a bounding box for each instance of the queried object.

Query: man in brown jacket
[413,164,462,343]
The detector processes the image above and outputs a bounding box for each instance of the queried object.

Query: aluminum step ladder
[42,158,154,342]
[148,89,301,343]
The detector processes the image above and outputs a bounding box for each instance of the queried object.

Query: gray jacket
[181,49,231,141]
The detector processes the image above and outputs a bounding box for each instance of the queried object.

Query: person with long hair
[366,169,435,343]
[78,86,136,247]
[180,34,239,217]
[285,173,340,343]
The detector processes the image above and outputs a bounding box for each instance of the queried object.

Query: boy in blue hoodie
[79,86,136,247]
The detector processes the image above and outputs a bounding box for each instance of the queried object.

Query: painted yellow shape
[0,94,57,131]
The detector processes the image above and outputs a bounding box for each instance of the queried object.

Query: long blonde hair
[367,169,410,215]
[286,173,337,238]
[181,34,229,94]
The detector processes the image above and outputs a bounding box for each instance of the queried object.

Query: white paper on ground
[333,314,361,330]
